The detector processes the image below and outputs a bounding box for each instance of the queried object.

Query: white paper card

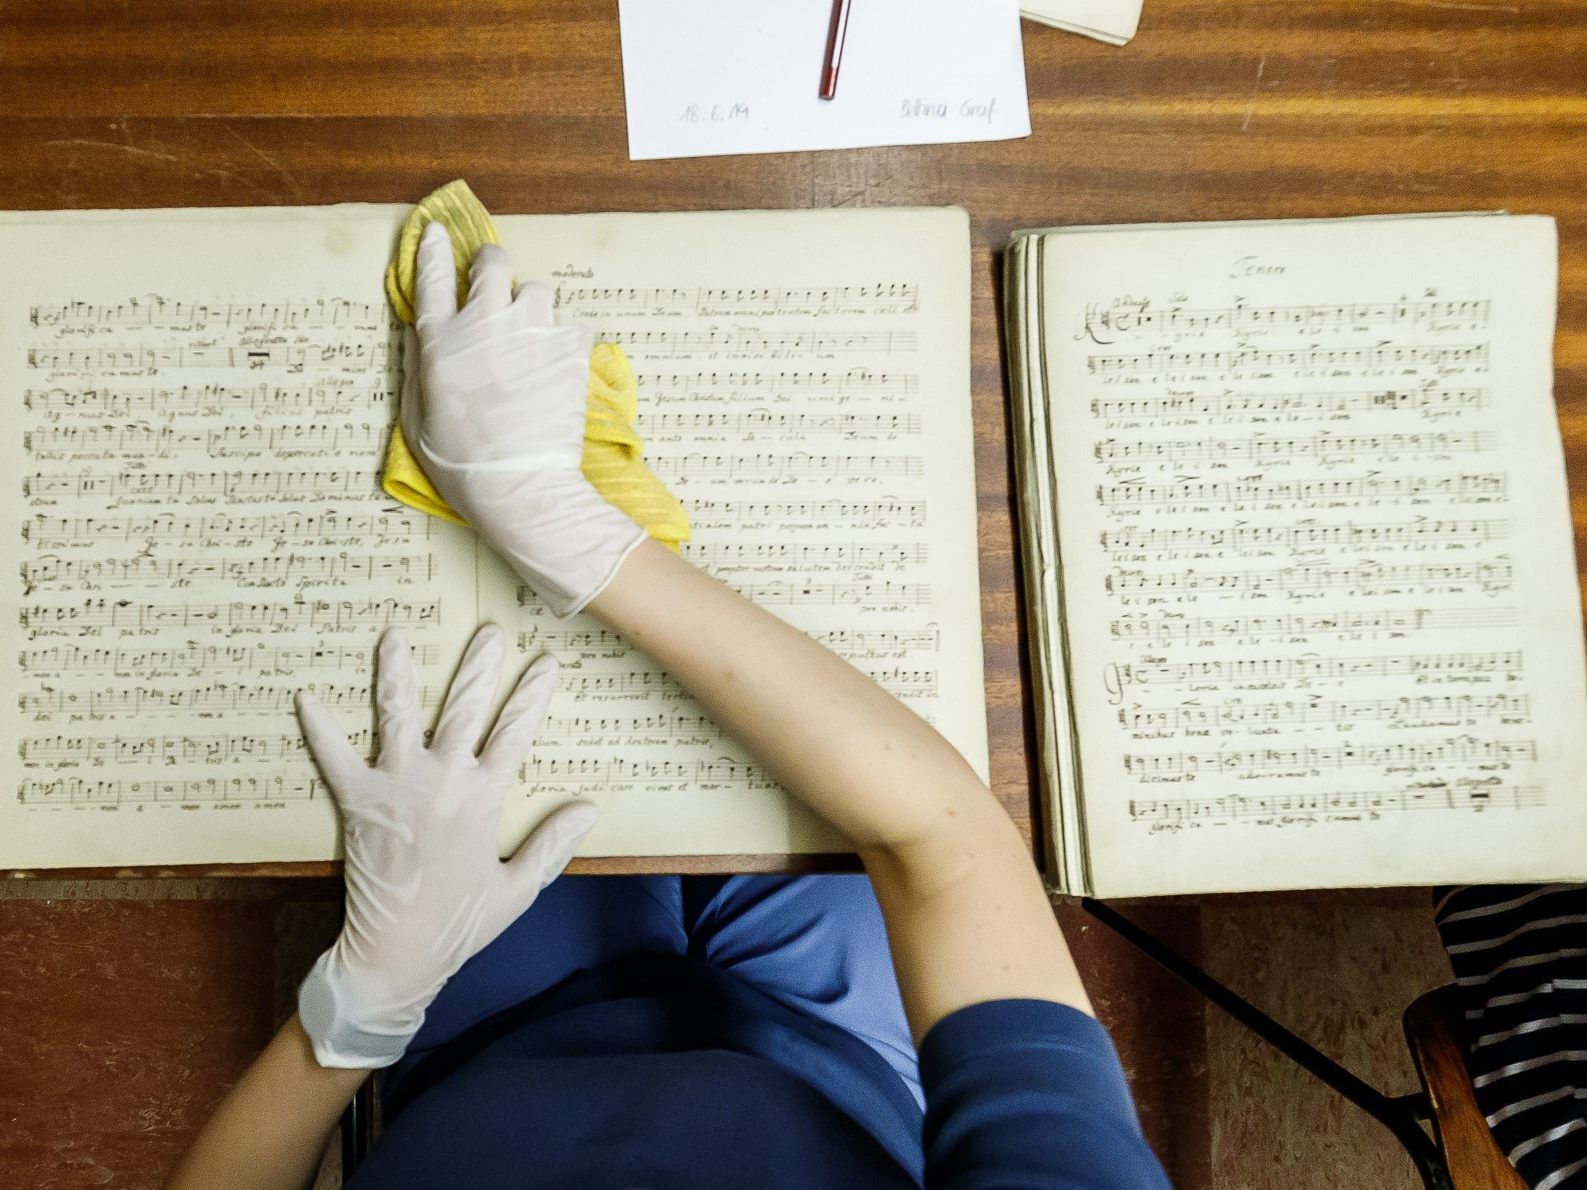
[617,0,1031,160]
[1021,0,1141,46]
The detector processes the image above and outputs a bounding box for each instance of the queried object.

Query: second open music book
[1007,213,1587,896]
[0,205,987,870]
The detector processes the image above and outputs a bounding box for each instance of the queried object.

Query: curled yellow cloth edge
[380,179,691,551]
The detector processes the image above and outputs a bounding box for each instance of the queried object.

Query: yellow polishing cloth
[381,179,690,551]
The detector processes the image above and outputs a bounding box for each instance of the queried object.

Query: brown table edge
[2,852,864,881]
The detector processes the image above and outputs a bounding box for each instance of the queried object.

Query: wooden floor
[3,0,1583,1183]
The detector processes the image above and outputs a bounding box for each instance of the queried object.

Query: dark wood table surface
[3,0,1584,878]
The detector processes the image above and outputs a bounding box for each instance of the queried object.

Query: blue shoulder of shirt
[919,999,1172,1189]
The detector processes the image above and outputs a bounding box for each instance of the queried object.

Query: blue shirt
[351,955,1170,1188]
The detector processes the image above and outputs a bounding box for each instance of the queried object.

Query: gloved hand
[402,221,646,617]
[296,625,598,1069]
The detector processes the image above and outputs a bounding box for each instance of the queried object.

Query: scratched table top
[2,0,1584,876]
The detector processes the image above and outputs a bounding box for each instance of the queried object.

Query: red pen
[818,0,854,100]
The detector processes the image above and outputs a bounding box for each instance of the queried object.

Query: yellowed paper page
[0,205,987,869]
[1035,214,1587,894]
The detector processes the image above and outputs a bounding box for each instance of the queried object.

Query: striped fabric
[1435,885,1587,1190]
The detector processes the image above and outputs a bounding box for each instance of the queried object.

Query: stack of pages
[1022,0,1141,46]
[1006,213,1587,896]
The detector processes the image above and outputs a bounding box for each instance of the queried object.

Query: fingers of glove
[398,327,424,445]
[479,653,559,780]
[503,800,599,905]
[374,628,423,768]
[511,279,556,328]
[430,625,506,756]
[466,243,515,317]
[296,692,370,800]
[415,221,460,330]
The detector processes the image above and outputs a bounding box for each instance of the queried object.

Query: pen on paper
[819,0,854,100]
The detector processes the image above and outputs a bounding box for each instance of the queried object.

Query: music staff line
[1081,298,1491,340]
[1107,559,1514,597]
[1127,784,1546,826]
[30,297,385,332]
[1087,342,1489,375]
[1119,693,1532,732]
[23,511,434,548]
[18,776,326,805]
[682,541,928,569]
[28,343,390,372]
[1095,430,1495,465]
[23,382,386,418]
[19,597,439,632]
[1109,606,1519,643]
[1109,649,1525,689]
[1123,735,1539,777]
[25,469,378,500]
[24,422,385,457]
[19,642,440,676]
[656,453,923,480]
[636,410,922,438]
[1101,517,1509,555]
[16,681,419,717]
[1098,472,1508,508]
[686,496,925,527]
[1088,386,1489,422]
[634,370,918,398]
[598,329,918,357]
[557,282,919,315]
[20,551,436,592]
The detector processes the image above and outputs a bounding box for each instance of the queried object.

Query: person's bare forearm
[165,1015,366,1190]
[587,539,1091,1035]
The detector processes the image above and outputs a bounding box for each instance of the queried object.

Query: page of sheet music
[0,206,986,868]
[1038,215,1587,894]
[486,209,986,859]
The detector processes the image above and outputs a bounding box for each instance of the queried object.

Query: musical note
[1087,342,1489,375]
[1088,386,1489,422]
[1126,783,1545,829]
[1081,298,1490,342]
[555,282,919,317]
[1118,693,1531,732]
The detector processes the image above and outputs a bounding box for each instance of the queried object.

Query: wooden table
[4,0,1585,877]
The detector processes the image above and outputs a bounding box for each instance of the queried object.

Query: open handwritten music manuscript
[1008,213,1587,896]
[0,205,987,870]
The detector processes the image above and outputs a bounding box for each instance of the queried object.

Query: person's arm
[587,539,1092,1038]
[164,1016,365,1190]
[168,627,597,1186]
[399,221,1092,1041]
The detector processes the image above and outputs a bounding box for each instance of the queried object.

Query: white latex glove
[402,221,646,617]
[296,625,598,1069]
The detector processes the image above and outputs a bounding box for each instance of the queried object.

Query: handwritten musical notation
[1108,606,1519,644]
[1044,242,1572,871]
[635,369,918,401]
[6,208,981,869]
[18,776,326,805]
[556,282,919,318]
[1089,386,1489,422]
[1118,693,1532,732]
[499,230,976,820]
[30,297,382,332]
[595,328,917,358]
[1126,783,1544,828]
[1081,297,1491,343]
[1093,430,1495,465]
[1101,518,1509,556]
[1087,342,1489,376]
[15,284,423,823]
[1097,472,1508,508]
